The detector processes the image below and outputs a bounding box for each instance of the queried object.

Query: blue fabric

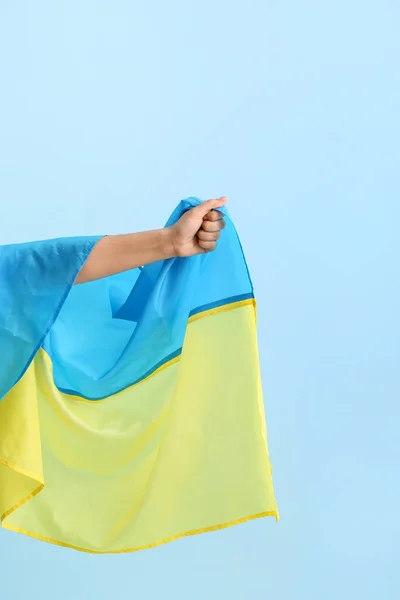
[0,198,253,401]
[0,236,101,400]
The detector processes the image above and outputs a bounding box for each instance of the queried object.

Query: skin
[75,196,227,284]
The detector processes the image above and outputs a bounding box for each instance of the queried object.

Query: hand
[169,197,227,258]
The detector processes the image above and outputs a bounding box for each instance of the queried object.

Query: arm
[75,197,227,284]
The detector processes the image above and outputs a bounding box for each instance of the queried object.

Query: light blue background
[1,1,399,598]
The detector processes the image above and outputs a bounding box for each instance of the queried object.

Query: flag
[0,198,278,553]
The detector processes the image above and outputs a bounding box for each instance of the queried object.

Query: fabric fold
[0,236,101,400]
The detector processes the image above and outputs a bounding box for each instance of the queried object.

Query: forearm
[75,229,174,284]
[75,197,226,284]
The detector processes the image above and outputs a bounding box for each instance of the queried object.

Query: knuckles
[205,210,223,222]
[201,219,225,233]
[197,230,221,241]
[198,241,217,252]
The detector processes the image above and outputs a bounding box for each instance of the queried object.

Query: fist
[170,197,227,258]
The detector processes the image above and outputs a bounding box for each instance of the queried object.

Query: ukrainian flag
[0,198,278,553]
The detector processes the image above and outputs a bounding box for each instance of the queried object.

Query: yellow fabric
[0,366,44,522]
[0,301,278,553]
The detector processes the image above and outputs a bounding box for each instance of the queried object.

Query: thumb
[191,196,227,219]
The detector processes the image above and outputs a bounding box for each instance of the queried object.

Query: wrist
[160,227,178,259]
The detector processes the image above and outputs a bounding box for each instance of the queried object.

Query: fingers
[201,218,225,233]
[197,214,224,252]
[205,196,227,210]
[197,229,221,242]
[189,196,227,253]
[203,209,224,222]
[197,240,217,252]
[192,196,227,219]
